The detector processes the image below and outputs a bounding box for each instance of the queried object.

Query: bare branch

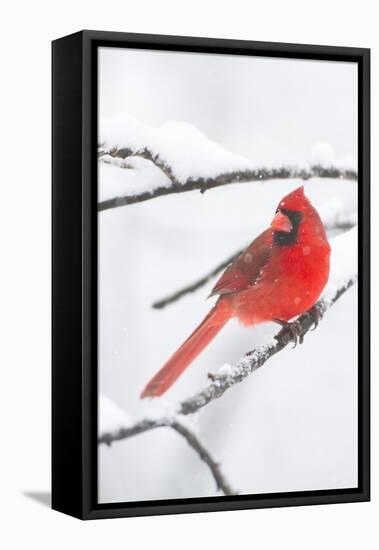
[152,220,356,310]
[98,276,356,442]
[99,416,170,445]
[171,421,237,495]
[98,149,357,212]
[152,249,243,309]
[98,414,236,496]
[326,220,357,232]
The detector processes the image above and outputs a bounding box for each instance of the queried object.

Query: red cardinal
[141,186,330,399]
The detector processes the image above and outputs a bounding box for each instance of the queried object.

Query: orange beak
[271,211,292,233]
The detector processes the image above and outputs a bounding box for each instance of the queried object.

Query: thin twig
[99,417,170,445]
[171,421,237,495]
[99,146,180,186]
[98,276,356,440]
[152,220,356,310]
[98,415,236,496]
[125,148,181,187]
[152,249,243,309]
[98,152,357,212]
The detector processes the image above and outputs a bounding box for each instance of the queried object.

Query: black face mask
[273,208,303,247]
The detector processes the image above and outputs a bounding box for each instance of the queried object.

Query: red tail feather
[140,304,230,398]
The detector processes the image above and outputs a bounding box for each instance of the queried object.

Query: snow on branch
[98,161,357,212]
[178,276,355,416]
[99,394,133,435]
[98,228,357,476]
[179,226,357,413]
[98,403,236,495]
[98,114,357,211]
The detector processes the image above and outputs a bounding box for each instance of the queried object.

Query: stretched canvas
[52,31,370,519]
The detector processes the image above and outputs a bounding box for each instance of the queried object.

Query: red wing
[210,228,273,298]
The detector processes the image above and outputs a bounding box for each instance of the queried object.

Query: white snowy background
[98,47,358,503]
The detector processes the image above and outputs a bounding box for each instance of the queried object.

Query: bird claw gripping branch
[274,319,304,348]
[309,304,324,330]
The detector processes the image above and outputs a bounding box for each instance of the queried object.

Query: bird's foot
[207,372,216,381]
[274,319,303,348]
[308,304,324,330]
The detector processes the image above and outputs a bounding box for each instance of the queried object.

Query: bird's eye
[275,208,280,213]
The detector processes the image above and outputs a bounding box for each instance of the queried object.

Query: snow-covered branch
[178,276,356,416]
[99,274,355,449]
[100,146,181,188]
[99,405,236,496]
[98,160,357,212]
[179,226,357,413]
[98,114,357,212]
[99,228,357,463]
[98,116,358,496]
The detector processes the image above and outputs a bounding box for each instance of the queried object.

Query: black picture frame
[52,30,370,520]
